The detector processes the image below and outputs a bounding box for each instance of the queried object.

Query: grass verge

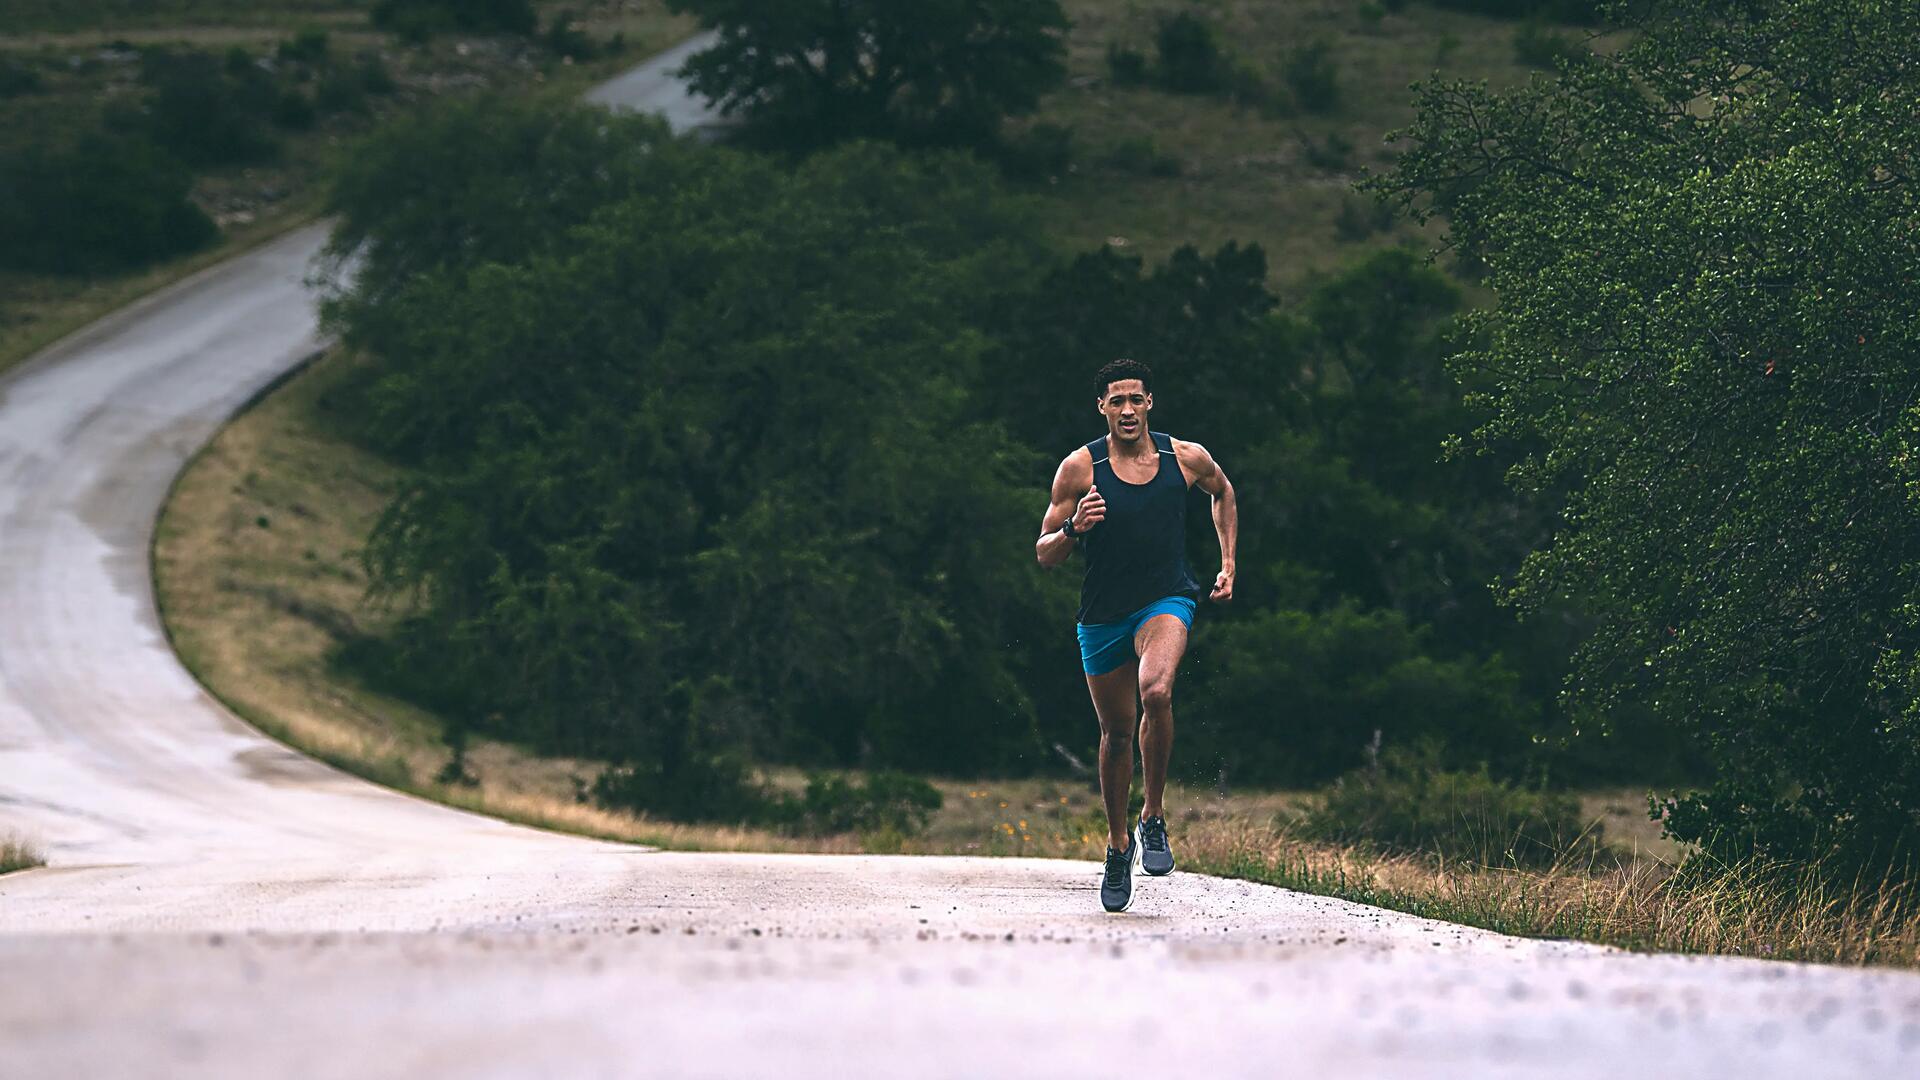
[1,835,47,875]
[1179,821,1920,968]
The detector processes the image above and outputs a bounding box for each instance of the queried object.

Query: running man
[1035,358,1237,913]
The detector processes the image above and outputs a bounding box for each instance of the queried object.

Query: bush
[1282,38,1340,114]
[1334,193,1398,240]
[141,48,279,166]
[669,0,1067,152]
[1185,603,1537,786]
[593,762,942,837]
[0,54,44,98]
[357,52,397,95]
[1154,12,1226,94]
[543,10,597,60]
[593,751,776,826]
[1427,0,1602,20]
[271,89,318,130]
[788,771,944,836]
[1098,134,1181,178]
[1106,43,1149,87]
[995,121,1074,182]
[1302,743,1600,867]
[315,68,369,115]
[1512,20,1584,69]
[1299,129,1353,170]
[371,0,538,40]
[278,29,331,64]
[0,132,216,274]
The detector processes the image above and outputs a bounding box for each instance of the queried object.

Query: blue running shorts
[1076,595,1197,676]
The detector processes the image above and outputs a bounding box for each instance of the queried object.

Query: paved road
[3,37,1919,1080]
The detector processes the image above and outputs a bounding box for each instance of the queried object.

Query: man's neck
[1108,429,1155,461]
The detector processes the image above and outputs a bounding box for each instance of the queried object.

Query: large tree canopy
[323,96,1619,815]
[1369,0,1920,874]
[665,0,1069,148]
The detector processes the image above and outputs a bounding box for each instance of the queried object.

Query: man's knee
[1140,681,1173,715]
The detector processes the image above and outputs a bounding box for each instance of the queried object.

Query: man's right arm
[1037,451,1099,568]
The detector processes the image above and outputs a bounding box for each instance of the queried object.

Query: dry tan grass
[1183,818,1920,968]
[1,834,46,875]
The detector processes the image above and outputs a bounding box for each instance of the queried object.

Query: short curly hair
[1094,358,1153,399]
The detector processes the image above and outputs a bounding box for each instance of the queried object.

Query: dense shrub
[594,752,772,826]
[324,99,1065,779]
[788,771,944,836]
[356,52,398,95]
[1373,0,1920,878]
[277,29,331,64]
[0,132,215,274]
[1153,12,1227,94]
[327,99,1596,793]
[1335,194,1398,240]
[995,121,1074,182]
[1302,743,1600,867]
[271,88,318,130]
[594,762,942,836]
[1432,0,1603,20]
[371,0,537,40]
[1105,43,1149,87]
[140,47,279,166]
[1097,134,1181,178]
[1282,39,1341,114]
[1512,20,1585,68]
[0,54,44,98]
[543,10,597,60]
[1187,604,1537,786]
[669,0,1068,152]
[315,68,369,115]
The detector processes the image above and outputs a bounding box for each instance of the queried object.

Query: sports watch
[1062,515,1079,539]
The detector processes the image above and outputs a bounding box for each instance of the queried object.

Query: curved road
[3,41,1919,1080]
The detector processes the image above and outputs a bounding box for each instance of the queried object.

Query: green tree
[0,131,215,274]
[325,100,1067,795]
[990,245,1572,783]
[1368,0,1920,876]
[139,47,279,166]
[665,0,1069,149]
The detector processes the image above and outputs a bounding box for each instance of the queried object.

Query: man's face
[1097,379,1151,443]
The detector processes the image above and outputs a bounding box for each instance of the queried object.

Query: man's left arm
[1180,440,1236,602]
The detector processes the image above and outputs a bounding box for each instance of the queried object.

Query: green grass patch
[1300,742,1602,868]
[1,835,46,874]
[1028,0,1591,288]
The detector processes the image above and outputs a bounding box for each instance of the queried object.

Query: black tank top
[1076,430,1203,624]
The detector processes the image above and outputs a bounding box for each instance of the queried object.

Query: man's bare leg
[1085,662,1140,851]
[1133,614,1189,822]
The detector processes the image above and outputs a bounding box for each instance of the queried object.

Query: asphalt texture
[3,36,1919,1080]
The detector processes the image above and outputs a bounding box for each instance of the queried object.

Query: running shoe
[1137,815,1175,876]
[1100,834,1138,913]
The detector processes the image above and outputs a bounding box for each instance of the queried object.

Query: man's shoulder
[1054,443,1095,482]
[1169,434,1209,460]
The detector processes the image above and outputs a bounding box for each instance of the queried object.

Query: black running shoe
[1137,815,1175,876]
[1100,835,1138,913]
